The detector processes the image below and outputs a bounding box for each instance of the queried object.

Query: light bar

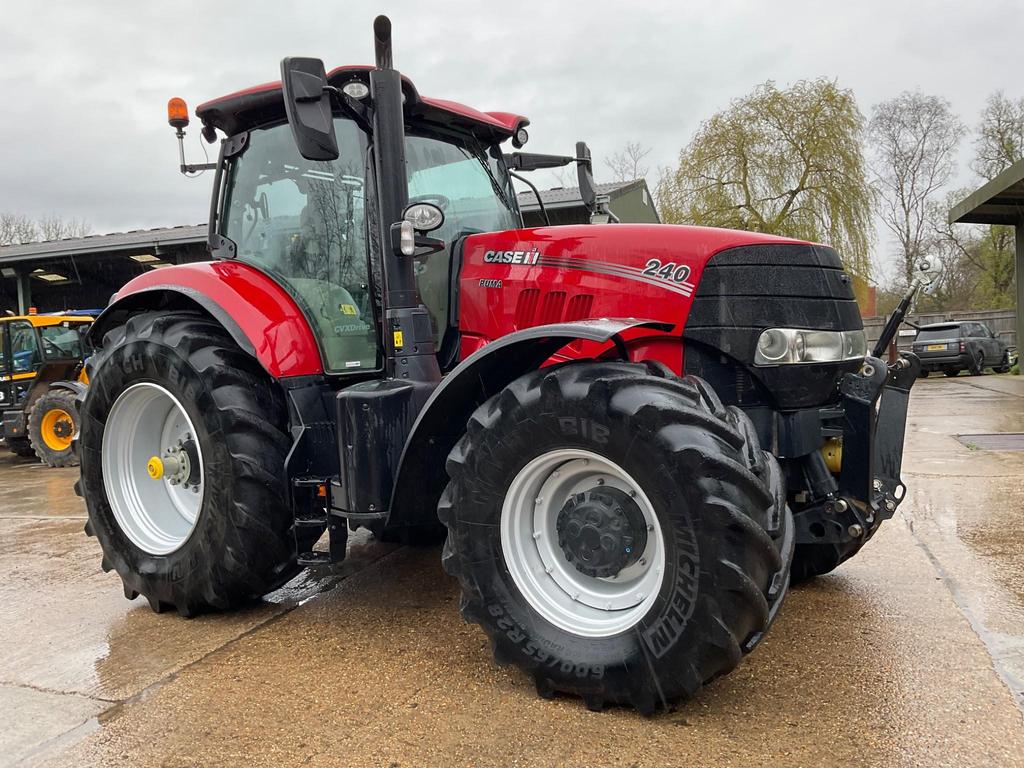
[754,328,867,366]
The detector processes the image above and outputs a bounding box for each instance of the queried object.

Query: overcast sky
[1,0,1022,275]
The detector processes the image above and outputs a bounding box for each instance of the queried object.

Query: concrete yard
[2,374,1023,767]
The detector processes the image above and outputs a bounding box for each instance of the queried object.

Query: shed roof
[949,157,1024,225]
[0,225,206,264]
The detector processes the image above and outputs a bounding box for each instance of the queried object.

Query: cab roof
[196,65,529,144]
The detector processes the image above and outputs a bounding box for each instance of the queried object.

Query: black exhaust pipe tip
[374,15,393,70]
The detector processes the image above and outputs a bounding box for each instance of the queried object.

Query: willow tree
[657,79,873,278]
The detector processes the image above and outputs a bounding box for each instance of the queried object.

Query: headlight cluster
[754,328,866,366]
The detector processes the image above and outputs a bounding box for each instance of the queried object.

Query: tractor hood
[459,223,863,409]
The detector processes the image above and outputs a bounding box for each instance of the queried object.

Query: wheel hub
[52,418,73,439]
[102,382,204,555]
[556,487,648,578]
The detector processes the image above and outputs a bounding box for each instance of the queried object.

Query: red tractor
[77,17,923,713]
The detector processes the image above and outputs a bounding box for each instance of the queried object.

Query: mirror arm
[413,234,445,257]
[324,86,373,135]
[509,171,549,227]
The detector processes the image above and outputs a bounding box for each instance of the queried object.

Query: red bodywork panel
[114,262,323,378]
[458,224,807,373]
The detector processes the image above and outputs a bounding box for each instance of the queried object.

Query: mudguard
[87,262,323,378]
[386,318,672,527]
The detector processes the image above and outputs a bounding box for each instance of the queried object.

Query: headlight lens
[754,328,867,366]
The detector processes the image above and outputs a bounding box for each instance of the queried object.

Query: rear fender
[87,262,323,378]
[386,318,672,528]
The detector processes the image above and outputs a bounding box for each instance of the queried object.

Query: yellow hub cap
[40,408,74,452]
[147,456,164,480]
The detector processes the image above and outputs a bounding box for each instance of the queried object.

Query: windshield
[916,327,960,342]
[224,118,377,373]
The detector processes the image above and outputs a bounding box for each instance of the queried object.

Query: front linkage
[793,352,920,549]
[792,260,934,577]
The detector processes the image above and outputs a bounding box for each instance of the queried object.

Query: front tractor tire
[439,362,793,713]
[78,312,316,617]
[28,388,80,467]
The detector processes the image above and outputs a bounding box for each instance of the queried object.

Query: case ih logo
[483,249,541,265]
[480,249,696,298]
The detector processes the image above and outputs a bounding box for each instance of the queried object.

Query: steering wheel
[408,193,450,212]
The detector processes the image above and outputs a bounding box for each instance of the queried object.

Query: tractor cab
[191,64,528,374]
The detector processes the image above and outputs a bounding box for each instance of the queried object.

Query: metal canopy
[949,158,1024,226]
[948,157,1024,357]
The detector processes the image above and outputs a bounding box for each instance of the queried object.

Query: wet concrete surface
[1,374,1022,767]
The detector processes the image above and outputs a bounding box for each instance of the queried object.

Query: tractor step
[297,551,333,567]
[294,512,328,528]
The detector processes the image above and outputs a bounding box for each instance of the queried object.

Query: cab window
[40,323,86,360]
[0,325,8,373]
[8,321,39,373]
[224,118,377,373]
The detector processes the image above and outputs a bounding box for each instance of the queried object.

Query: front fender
[88,262,323,378]
[387,318,672,527]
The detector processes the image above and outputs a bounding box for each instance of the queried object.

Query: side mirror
[280,57,339,161]
[576,141,597,211]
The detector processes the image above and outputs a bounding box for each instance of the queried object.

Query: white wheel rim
[500,449,665,638]
[102,383,204,555]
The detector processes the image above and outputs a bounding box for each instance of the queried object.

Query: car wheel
[970,351,985,376]
[994,352,1011,374]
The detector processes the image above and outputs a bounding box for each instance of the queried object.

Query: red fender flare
[92,261,323,378]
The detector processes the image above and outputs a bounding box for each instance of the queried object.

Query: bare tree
[0,213,39,246]
[604,141,652,183]
[0,213,90,246]
[971,91,1024,179]
[658,79,873,277]
[38,215,90,242]
[868,91,965,287]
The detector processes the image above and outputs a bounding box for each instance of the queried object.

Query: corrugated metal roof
[0,225,207,263]
[516,180,642,210]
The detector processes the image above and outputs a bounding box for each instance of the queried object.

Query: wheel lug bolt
[848,523,864,537]
[639,558,646,566]
[535,497,543,505]
[596,478,605,485]
[532,531,542,540]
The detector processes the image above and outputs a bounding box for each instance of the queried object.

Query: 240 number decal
[642,259,692,284]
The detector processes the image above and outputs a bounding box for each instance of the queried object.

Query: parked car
[912,321,1014,377]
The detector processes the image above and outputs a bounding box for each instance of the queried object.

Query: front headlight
[754,328,866,366]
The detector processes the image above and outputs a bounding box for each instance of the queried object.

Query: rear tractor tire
[78,311,321,617]
[439,361,793,713]
[28,388,80,467]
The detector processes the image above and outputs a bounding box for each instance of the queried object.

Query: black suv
[912,321,1014,377]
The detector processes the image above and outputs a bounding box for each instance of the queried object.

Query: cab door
[6,320,42,410]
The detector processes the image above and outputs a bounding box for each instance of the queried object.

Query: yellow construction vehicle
[1,312,93,466]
